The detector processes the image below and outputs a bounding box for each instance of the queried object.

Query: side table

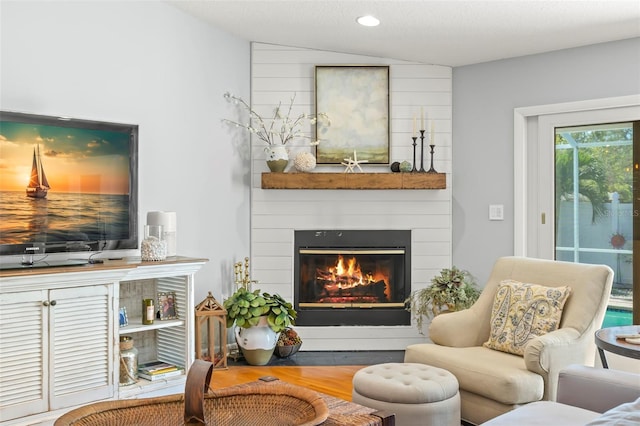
[594,325,640,368]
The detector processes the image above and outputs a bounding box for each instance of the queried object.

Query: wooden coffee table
[594,325,640,368]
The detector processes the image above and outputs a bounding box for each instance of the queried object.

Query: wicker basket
[55,360,329,426]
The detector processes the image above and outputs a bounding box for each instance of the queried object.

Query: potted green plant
[405,266,480,333]
[224,287,297,332]
[223,287,297,365]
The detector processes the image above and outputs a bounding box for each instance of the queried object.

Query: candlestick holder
[411,137,418,172]
[419,130,426,172]
[427,144,438,173]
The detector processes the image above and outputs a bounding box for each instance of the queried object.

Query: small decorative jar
[141,225,167,261]
[119,336,138,386]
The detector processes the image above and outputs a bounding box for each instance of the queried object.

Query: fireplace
[294,230,411,326]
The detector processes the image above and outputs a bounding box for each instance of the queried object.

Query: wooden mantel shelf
[261,172,446,190]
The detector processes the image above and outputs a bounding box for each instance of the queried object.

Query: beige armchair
[404,256,614,425]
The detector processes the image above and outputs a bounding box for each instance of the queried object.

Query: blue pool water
[602,307,633,328]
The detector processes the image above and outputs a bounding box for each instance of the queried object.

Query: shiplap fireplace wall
[249,43,453,350]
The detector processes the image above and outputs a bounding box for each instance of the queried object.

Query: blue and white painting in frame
[315,65,390,164]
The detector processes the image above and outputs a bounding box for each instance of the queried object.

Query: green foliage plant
[555,127,633,222]
[223,287,297,333]
[405,266,480,333]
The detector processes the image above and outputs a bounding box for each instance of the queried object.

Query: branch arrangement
[223,92,330,146]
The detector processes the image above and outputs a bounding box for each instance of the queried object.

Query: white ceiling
[169,0,640,67]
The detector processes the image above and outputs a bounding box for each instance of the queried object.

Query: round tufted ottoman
[352,363,460,426]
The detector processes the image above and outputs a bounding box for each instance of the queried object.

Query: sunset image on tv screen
[0,119,132,246]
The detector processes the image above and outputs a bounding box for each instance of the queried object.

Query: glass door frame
[514,95,640,323]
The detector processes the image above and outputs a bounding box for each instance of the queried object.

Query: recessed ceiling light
[356,15,380,27]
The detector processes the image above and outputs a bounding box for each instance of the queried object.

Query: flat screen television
[0,111,138,267]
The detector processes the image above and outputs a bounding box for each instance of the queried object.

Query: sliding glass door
[554,121,637,325]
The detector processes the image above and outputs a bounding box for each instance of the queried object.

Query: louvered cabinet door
[49,284,114,410]
[0,289,49,421]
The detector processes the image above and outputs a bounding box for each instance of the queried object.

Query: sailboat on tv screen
[26,144,50,199]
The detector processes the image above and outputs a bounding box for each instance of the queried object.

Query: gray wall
[1,1,252,303]
[452,38,640,285]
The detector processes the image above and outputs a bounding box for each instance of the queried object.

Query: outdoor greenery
[555,126,634,223]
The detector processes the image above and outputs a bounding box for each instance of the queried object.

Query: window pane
[555,122,634,327]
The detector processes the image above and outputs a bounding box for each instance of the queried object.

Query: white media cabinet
[0,256,207,425]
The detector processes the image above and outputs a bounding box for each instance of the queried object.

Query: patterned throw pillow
[483,280,572,356]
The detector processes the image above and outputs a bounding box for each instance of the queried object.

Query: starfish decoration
[341,150,368,173]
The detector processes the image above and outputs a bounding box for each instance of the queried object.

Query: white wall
[247,43,452,350]
[0,1,251,303]
[452,38,640,284]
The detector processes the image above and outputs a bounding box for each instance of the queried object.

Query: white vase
[265,145,289,172]
[235,316,280,365]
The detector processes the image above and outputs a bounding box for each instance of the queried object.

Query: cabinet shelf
[261,172,446,190]
[0,256,206,423]
[120,318,184,334]
[119,374,186,399]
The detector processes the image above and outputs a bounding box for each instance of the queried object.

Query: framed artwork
[118,307,128,327]
[158,291,178,320]
[315,65,390,164]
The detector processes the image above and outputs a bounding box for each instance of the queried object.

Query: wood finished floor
[209,365,362,401]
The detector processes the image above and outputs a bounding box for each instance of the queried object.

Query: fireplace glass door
[298,249,406,307]
[294,230,411,326]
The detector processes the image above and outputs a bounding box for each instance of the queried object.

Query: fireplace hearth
[294,230,411,326]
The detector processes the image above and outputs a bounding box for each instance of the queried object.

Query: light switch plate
[489,204,504,221]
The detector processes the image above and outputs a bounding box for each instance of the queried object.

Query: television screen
[0,111,138,260]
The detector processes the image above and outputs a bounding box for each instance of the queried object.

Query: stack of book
[138,361,184,381]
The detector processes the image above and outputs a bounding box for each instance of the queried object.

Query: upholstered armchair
[404,256,614,425]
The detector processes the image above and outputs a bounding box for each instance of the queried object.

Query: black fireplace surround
[294,230,411,326]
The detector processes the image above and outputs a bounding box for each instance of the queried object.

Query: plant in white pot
[405,266,480,333]
[223,287,297,365]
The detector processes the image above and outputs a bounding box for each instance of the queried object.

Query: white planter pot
[265,145,289,172]
[235,316,280,365]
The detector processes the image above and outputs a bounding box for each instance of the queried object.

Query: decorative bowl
[275,342,302,358]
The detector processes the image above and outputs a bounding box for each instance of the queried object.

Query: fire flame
[330,255,374,285]
[325,255,390,299]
